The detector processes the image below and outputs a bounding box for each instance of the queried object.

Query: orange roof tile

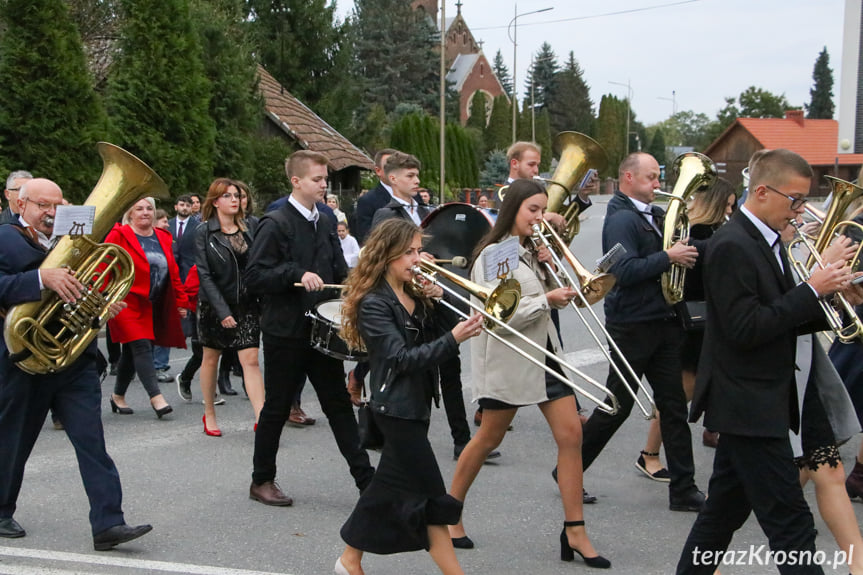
[733,116,863,166]
[257,66,374,172]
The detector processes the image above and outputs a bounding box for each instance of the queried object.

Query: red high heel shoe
[203,415,222,437]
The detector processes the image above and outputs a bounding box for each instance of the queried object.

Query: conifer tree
[523,42,558,111]
[596,94,628,177]
[484,95,512,152]
[106,0,216,197]
[0,0,109,203]
[192,0,264,182]
[492,49,513,96]
[479,149,509,187]
[647,128,667,167]
[350,0,440,115]
[466,91,488,130]
[546,52,594,136]
[806,47,834,119]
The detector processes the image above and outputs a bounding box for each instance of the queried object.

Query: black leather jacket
[359,281,459,421]
[195,217,254,321]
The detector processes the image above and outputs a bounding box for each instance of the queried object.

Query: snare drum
[307,300,367,362]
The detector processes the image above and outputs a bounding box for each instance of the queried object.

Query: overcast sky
[334,0,847,126]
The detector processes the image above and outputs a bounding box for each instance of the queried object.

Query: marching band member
[448,178,610,569]
[335,218,483,575]
[244,150,373,506]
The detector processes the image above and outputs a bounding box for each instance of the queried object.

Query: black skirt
[340,414,462,554]
[197,300,261,351]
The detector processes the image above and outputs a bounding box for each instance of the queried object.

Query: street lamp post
[609,80,633,155]
[658,90,677,117]
[508,4,553,144]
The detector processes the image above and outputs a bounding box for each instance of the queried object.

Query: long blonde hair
[340,219,425,350]
[688,177,735,227]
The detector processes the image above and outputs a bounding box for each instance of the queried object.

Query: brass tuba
[655,152,717,305]
[498,132,608,244]
[808,176,863,272]
[3,142,170,374]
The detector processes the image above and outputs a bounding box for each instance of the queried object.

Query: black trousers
[581,319,696,497]
[253,335,374,490]
[114,339,160,399]
[0,352,125,534]
[676,434,821,575]
[439,355,470,447]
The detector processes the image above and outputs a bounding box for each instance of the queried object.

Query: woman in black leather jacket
[195,178,264,436]
[334,219,483,575]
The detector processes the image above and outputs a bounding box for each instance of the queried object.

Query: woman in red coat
[106,197,191,418]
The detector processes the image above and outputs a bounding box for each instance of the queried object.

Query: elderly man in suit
[676,149,862,574]
[0,178,151,550]
[0,170,33,225]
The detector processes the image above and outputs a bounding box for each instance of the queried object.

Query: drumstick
[293,283,346,289]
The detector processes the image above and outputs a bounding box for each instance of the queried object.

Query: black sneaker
[176,374,192,402]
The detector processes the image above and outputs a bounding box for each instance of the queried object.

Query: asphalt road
[0,196,857,574]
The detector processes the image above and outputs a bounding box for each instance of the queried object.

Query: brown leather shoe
[702,429,719,448]
[288,403,316,426]
[249,481,293,506]
[347,370,363,407]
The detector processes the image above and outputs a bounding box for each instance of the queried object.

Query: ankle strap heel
[640,450,659,457]
[559,521,611,569]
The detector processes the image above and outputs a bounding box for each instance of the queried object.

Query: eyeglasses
[7,187,20,193]
[24,198,62,212]
[764,185,808,210]
[220,192,241,200]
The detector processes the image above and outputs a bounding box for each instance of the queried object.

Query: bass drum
[421,202,495,280]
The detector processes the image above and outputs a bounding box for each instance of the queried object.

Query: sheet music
[52,206,95,236]
[483,236,519,281]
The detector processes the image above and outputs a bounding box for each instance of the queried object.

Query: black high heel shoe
[109,397,133,415]
[152,404,173,419]
[560,520,610,569]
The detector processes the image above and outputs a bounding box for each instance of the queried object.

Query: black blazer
[690,210,825,438]
[172,215,202,282]
[168,215,197,242]
[360,281,459,421]
[355,182,391,244]
[244,202,346,339]
[370,198,431,231]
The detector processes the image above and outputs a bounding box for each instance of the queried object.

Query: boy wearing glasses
[677,149,862,574]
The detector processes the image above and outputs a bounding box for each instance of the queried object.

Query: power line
[470,0,702,31]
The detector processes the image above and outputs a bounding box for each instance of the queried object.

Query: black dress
[340,294,462,554]
[198,231,260,350]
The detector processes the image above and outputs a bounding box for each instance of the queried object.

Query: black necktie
[177,220,184,240]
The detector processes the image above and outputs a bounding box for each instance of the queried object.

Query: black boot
[218,368,237,396]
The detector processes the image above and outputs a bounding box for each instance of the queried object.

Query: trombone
[531,221,657,419]
[413,260,619,415]
[787,222,863,343]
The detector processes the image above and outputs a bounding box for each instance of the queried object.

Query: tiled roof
[710,114,863,166]
[257,65,374,172]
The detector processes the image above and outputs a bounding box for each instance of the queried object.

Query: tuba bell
[498,132,608,244]
[808,176,863,272]
[3,142,170,374]
[655,152,717,305]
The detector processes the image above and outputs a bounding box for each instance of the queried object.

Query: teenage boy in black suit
[244,150,374,506]
[677,148,862,574]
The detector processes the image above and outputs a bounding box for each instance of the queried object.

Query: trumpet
[787,222,863,344]
[414,260,619,415]
[530,222,656,419]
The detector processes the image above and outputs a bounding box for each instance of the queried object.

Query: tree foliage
[192,0,263,182]
[806,47,834,119]
[523,42,558,111]
[479,149,508,187]
[646,127,667,167]
[0,0,109,203]
[243,0,345,107]
[484,95,512,153]
[350,0,440,115]
[492,49,513,97]
[595,94,628,178]
[106,0,216,197]
[546,51,594,136]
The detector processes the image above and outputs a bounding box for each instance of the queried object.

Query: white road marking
[0,547,292,575]
[563,348,608,368]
